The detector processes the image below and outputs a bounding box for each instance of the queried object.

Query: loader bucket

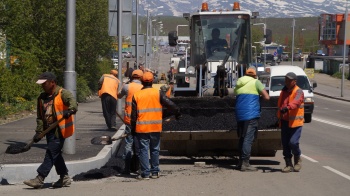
[161,96,282,157]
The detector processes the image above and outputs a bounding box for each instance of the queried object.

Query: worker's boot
[235,159,242,170]
[293,155,302,172]
[122,159,131,175]
[52,174,71,188]
[240,159,258,172]
[23,175,44,189]
[282,157,294,173]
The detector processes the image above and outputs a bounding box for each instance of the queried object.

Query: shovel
[5,117,65,154]
[90,133,129,145]
[90,112,129,145]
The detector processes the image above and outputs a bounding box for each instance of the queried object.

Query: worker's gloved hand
[33,132,41,143]
[175,113,182,120]
[280,107,288,114]
[63,110,74,119]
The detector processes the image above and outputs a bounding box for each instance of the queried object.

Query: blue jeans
[37,131,68,178]
[122,124,138,160]
[238,118,258,161]
[281,120,302,158]
[136,132,160,177]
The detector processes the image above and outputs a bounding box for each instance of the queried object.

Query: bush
[332,72,349,79]
[76,76,92,102]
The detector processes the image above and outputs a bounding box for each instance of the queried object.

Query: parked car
[281,52,289,61]
[257,53,278,64]
[293,53,302,61]
[122,52,132,58]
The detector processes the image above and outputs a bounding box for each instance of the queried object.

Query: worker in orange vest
[98,69,120,130]
[277,72,304,173]
[24,72,78,188]
[117,69,144,174]
[131,72,181,180]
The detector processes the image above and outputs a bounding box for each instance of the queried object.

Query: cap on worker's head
[132,69,143,78]
[110,69,118,76]
[245,67,256,77]
[141,71,154,82]
[285,72,297,80]
[36,72,57,84]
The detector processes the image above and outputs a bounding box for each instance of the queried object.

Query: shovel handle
[111,133,129,141]
[24,117,65,149]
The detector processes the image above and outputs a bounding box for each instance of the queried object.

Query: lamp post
[252,45,257,66]
[291,18,295,66]
[341,0,349,97]
[252,23,266,68]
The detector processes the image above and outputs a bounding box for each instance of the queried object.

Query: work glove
[63,110,74,119]
[33,132,41,143]
[280,107,288,114]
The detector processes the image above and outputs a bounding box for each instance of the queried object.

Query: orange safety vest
[98,74,119,100]
[124,82,143,124]
[165,86,171,98]
[133,88,163,133]
[277,86,304,128]
[54,89,75,138]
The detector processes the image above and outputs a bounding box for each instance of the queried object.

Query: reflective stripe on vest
[133,88,162,133]
[278,86,304,128]
[98,74,119,100]
[124,82,143,124]
[54,89,75,138]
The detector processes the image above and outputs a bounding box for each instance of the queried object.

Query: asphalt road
[2,52,350,195]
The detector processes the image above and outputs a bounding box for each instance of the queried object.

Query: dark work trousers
[101,93,117,129]
[281,120,302,159]
[37,131,68,178]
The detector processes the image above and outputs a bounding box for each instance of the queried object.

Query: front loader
[161,2,281,157]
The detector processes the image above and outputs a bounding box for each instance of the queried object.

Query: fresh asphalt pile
[163,96,279,131]
[73,96,279,181]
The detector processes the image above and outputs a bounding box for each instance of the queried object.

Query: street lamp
[252,23,267,68]
[341,0,349,97]
[252,46,257,66]
[291,18,295,66]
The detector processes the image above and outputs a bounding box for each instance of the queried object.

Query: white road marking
[323,166,350,181]
[313,117,350,130]
[301,154,318,163]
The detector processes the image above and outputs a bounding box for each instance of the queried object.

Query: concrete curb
[0,125,126,185]
[314,92,350,102]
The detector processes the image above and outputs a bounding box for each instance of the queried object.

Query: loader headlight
[187,66,195,74]
[304,97,314,103]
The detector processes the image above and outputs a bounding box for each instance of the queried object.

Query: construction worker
[117,69,144,174]
[98,69,120,130]
[24,72,78,188]
[131,72,181,180]
[234,67,270,172]
[277,72,304,173]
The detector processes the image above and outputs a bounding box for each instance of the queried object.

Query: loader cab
[190,13,252,69]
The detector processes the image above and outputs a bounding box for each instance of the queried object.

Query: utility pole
[341,1,348,97]
[63,0,76,154]
[292,18,295,66]
[136,0,139,66]
[117,0,122,114]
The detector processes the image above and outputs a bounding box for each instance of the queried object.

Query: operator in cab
[206,28,228,57]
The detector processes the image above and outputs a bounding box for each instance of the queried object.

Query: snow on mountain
[139,0,348,18]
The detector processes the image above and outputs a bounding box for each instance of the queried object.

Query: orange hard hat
[132,69,143,78]
[141,72,154,82]
[110,69,118,76]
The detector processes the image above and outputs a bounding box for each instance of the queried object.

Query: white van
[258,65,317,123]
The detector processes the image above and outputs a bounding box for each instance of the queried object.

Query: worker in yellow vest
[98,69,120,130]
[117,69,144,174]
[131,72,181,180]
